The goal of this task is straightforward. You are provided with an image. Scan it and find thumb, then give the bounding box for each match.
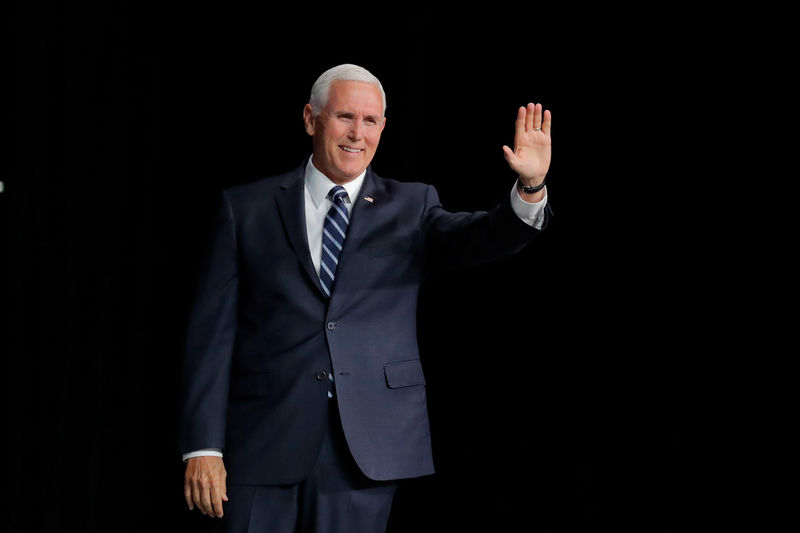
[502,145,517,163]
[222,493,229,502]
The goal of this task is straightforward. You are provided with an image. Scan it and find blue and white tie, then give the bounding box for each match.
[319,185,349,298]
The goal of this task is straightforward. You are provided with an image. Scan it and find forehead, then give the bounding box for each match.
[326,80,384,115]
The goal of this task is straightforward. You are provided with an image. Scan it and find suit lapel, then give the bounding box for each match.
[329,168,388,306]
[274,164,326,297]
[274,164,388,302]
[341,167,387,248]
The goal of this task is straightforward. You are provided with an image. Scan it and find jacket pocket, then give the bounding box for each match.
[384,359,426,389]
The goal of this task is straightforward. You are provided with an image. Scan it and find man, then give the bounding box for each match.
[180,63,553,532]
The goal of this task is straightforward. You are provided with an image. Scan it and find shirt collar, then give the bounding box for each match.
[304,157,366,209]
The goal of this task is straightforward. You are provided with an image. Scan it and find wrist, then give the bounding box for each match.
[517,176,546,194]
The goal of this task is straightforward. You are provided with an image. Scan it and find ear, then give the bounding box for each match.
[302,104,315,136]
[380,115,386,133]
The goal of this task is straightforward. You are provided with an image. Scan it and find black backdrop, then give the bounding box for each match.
[7,4,708,532]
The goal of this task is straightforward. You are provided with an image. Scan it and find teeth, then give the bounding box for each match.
[340,146,362,153]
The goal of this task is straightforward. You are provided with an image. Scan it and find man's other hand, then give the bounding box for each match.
[184,456,229,518]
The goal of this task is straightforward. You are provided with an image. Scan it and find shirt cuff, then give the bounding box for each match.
[509,182,548,229]
[182,448,223,462]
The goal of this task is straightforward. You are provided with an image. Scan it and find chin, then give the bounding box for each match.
[336,163,367,179]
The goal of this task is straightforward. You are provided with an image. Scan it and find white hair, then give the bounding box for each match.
[308,64,387,117]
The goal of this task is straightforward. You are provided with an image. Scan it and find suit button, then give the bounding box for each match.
[327,321,336,330]
[315,370,328,381]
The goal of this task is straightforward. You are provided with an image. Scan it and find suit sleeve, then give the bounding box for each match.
[179,191,239,455]
[422,183,552,272]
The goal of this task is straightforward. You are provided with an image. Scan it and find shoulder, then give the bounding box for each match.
[370,170,434,198]
[222,165,304,207]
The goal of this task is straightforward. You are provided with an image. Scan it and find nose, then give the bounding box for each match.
[348,119,365,140]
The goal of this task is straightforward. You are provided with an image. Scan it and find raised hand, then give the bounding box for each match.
[502,103,552,188]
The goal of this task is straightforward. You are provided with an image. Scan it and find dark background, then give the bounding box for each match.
[7,3,715,532]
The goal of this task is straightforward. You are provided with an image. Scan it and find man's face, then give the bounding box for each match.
[303,80,386,184]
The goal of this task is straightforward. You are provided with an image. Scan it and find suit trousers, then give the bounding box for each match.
[223,401,398,533]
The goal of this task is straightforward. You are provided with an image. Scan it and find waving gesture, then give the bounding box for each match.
[502,103,552,190]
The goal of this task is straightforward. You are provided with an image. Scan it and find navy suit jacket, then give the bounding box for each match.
[179,159,551,485]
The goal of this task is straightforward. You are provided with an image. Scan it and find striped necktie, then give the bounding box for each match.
[319,185,349,298]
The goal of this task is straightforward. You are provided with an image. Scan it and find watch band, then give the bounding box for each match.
[517,178,546,194]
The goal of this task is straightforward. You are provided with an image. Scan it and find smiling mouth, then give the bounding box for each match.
[339,146,364,153]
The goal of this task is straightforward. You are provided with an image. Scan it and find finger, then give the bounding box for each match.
[525,103,535,132]
[533,103,543,130]
[542,109,552,135]
[200,485,214,517]
[191,483,206,515]
[502,145,518,164]
[514,106,525,140]
[184,482,194,511]
[211,485,225,518]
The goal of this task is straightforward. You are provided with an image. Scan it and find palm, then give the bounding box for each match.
[502,103,552,182]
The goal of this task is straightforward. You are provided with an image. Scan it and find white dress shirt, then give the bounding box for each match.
[182,159,548,461]
[304,159,366,276]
